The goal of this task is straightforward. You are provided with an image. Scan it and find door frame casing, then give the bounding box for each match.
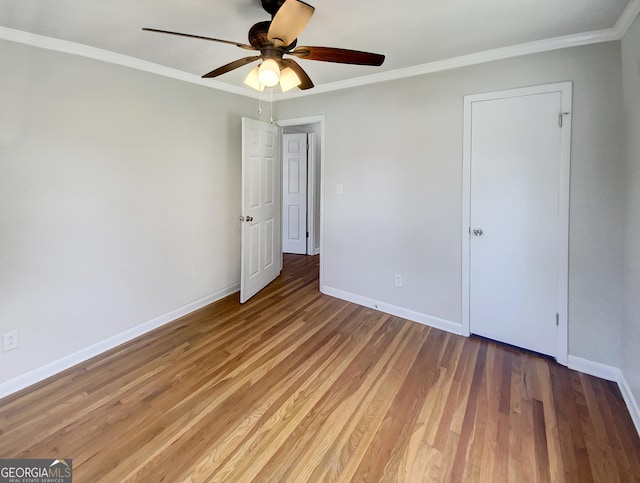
[306,132,316,256]
[277,116,325,287]
[461,82,572,366]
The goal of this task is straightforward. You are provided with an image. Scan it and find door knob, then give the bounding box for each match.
[473,228,483,236]
[245,216,254,222]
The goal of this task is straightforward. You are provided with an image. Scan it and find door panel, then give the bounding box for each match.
[264,155,275,205]
[264,218,274,268]
[241,118,282,303]
[288,206,301,240]
[282,133,308,254]
[469,91,563,357]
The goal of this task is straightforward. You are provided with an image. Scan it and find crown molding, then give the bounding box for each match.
[0,26,260,99]
[2,0,638,102]
[274,27,621,100]
[614,0,640,37]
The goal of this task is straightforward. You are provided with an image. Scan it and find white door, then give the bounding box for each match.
[282,133,308,254]
[240,117,282,303]
[464,83,571,360]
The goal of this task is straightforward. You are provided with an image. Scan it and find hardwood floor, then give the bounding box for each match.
[1,254,639,482]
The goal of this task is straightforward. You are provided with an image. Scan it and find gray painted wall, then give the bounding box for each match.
[278,42,625,366]
[0,34,630,389]
[621,14,640,408]
[0,39,259,384]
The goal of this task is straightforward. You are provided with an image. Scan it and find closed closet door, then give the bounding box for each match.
[465,84,571,360]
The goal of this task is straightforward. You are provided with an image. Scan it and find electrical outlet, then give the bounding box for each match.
[3,330,18,352]
[394,274,403,287]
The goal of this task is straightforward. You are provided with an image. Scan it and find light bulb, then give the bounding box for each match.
[279,67,301,92]
[244,66,264,92]
[258,59,280,87]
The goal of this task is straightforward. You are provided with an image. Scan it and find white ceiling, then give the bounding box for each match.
[0,0,636,94]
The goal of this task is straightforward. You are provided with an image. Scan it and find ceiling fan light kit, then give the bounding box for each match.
[279,67,302,92]
[143,0,385,92]
[243,66,265,92]
[257,58,281,87]
[244,62,301,93]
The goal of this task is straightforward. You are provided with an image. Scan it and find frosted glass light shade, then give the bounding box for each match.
[258,59,280,87]
[279,67,301,92]
[244,66,265,91]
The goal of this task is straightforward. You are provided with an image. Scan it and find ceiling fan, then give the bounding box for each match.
[143,0,385,92]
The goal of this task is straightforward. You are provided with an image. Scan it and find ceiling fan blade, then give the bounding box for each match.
[142,28,256,50]
[267,0,315,48]
[291,46,385,66]
[202,56,261,78]
[281,59,314,90]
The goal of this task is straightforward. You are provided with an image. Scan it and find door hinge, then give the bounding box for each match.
[558,112,570,127]
[556,312,560,326]
[306,232,309,238]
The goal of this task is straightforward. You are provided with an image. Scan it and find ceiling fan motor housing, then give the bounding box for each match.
[249,21,296,51]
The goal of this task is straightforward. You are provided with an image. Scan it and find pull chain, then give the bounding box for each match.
[270,88,274,123]
[257,91,262,115]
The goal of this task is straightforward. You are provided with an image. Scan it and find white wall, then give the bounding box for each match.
[277,42,625,366]
[0,38,261,386]
[621,14,640,411]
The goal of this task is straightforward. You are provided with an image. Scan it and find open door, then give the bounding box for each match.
[240,117,282,303]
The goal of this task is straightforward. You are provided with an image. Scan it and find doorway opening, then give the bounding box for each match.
[277,116,325,285]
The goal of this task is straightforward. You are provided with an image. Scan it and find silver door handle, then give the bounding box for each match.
[473,228,483,236]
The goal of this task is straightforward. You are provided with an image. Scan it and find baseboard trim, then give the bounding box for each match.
[0,283,239,401]
[618,372,640,438]
[567,355,620,381]
[320,285,464,336]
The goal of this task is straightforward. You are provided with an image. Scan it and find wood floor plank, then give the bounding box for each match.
[533,398,552,483]
[548,363,582,483]
[535,357,565,482]
[1,254,639,482]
